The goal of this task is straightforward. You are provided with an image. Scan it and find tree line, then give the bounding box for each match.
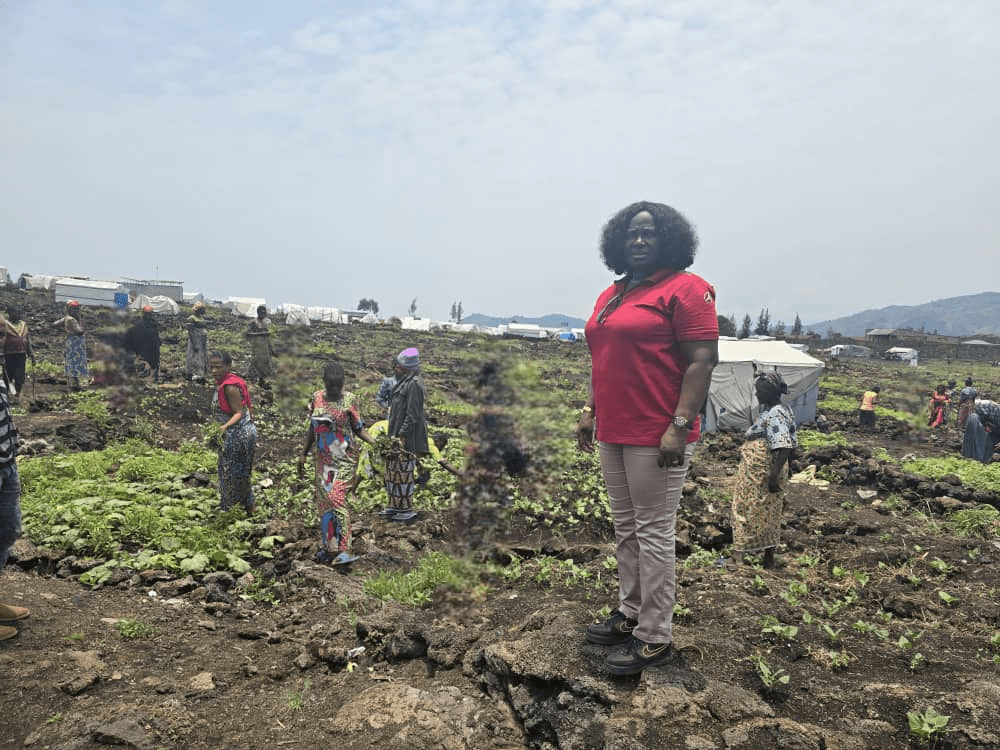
[717,309,804,339]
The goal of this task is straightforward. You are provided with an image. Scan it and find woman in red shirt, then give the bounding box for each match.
[578,201,718,676]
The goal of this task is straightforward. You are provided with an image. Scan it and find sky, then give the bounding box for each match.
[1,1,997,327]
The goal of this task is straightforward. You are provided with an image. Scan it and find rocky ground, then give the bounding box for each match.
[1,287,999,750]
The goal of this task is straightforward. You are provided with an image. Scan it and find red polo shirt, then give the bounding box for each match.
[585,269,718,446]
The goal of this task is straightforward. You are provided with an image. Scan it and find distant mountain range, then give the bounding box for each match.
[805,292,1000,338]
[463,313,586,329]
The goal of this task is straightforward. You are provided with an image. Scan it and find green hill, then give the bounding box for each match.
[806,292,1000,337]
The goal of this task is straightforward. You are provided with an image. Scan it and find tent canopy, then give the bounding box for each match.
[282,304,311,326]
[225,297,267,318]
[704,339,825,432]
[130,294,180,314]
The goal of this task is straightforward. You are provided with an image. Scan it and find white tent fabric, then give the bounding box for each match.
[307,307,342,323]
[360,312,379,325]
[283,304,311,326]
[225,297,267,318]
[503,323,548,339]
[401,317,433,331]
[885,347,919,366]
[130,294,180,314]
[183,292,205,305]
[19,274,60,290]
[451,323,479,333]
[704,339,825,432]
[0,267,7,285]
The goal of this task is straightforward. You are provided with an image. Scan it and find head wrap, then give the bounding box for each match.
[192,301,205,311]
[397,347,420,368]
[755,370,787,403]
[142,305,154,313]
[67,300,81,308]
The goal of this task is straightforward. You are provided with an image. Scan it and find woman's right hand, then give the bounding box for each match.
[576,413,595,452]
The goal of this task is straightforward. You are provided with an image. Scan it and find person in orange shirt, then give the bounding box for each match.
[858,385,880,430]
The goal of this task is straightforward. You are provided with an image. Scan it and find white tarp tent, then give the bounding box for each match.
[130,294,180,314]
[885,347,919,366]
[503,323,548,339]
[54,278,128,307]
[282,304,311,326]
[826,344,872,358]
[401,317,433,331]
[20,274,60,290]
[308,307,342,323]
[225,297,267,318]
[704,338,825,432]
[0,267,7,285]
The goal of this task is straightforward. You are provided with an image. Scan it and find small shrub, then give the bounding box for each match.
[116,619,154,639]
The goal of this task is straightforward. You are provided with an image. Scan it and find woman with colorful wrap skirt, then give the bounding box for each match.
[209,351,257,513]
[52,301,89,390]
[928,385,949,429]
[731,371,798,568]
[297,362,372,565]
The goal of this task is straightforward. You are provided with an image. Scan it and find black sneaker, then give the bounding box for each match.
[375,507,400,517]
[605,636,673,676]
[585,609,637,645]
[391,509,419,522]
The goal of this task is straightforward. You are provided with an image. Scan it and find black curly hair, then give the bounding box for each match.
[599,201,698,275]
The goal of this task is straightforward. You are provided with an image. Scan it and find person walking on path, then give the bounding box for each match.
[297,362,373,565]
[51,301,89,390]
[578,200,718,677]
[0,377,30,641]
[858,386,880,430]
[378,347,428,522]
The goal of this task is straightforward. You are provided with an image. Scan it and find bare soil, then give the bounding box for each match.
[2,288,999,750]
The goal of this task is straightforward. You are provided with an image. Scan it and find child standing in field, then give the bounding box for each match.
[858,385,880,430]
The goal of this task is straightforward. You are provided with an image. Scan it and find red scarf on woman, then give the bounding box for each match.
[216,373,252,414]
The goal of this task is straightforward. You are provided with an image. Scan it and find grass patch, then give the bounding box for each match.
[798,430,852,450]
[945,505,1000,539]
[901,457,1000,493]
[363,551,479,606]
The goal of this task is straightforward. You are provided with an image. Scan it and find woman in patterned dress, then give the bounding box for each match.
[51,301,89,390]
[209,351,257,514]
[731,371,798,568]
[297,362,372,565]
